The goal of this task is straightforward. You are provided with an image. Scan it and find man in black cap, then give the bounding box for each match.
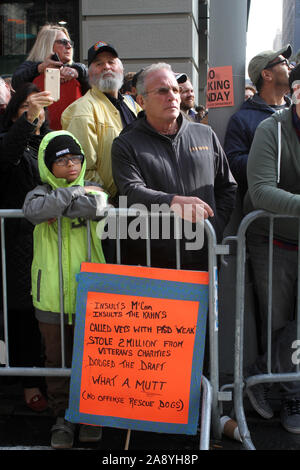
[224,45,292,201]
[61,41,141,197]
[175,73,197,120]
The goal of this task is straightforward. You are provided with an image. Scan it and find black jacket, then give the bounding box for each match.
[111,114,236,269]
[12,60,90,95]
[0,113,50,309]
[224,94,291,200]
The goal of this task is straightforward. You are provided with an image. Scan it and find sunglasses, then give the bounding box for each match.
[55,39,74,48]
[145,86,180,96]
[54,155,83,166]
[264,58,289,69]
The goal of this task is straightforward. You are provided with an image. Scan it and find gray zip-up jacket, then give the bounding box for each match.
[111,114,236,268]
[112,114,236,239]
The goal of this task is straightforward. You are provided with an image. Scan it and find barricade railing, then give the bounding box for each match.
[0,208,228,450]
[232,210,300,450]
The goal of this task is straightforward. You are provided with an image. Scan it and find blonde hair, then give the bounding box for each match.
[27,24,73,64]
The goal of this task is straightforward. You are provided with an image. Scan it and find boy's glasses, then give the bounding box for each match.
[54,155,83,166]
[55,39,74,48]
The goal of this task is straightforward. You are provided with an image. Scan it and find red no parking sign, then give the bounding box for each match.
[206,65,234,108]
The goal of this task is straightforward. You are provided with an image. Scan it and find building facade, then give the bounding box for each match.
[0,0,80,76]
[0,0,209,104]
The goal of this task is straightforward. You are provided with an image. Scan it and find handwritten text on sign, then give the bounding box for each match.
[79,291,199,424]
[206,65,234,108]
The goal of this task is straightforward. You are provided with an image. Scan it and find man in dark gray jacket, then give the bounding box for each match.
[244,64,300,434]
[111,62,236,270]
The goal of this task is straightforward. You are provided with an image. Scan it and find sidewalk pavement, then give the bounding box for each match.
[1,376,300,453]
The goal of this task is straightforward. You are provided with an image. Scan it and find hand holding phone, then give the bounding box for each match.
[38,54,63,74]
[60,66,78,82]
[44,68,60,101]
[26,91,54,123]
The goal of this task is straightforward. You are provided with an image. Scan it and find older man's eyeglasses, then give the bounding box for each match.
[55,39,74,48]
[264,58,289,69]
[145,86,180,96]
[54,155,83,166]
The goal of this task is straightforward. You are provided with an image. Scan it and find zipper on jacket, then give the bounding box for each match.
[37,269,42,302]
[66,219,72,324]
[171,139,185,195]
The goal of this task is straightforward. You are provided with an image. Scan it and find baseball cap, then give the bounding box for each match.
[248,44,292,85]
[88,41,118,67]
[175,73,188,84]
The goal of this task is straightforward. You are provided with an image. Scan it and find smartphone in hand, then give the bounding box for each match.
[45,68,60,101]
[51,53,61,62]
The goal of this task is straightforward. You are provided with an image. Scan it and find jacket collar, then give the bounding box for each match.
[138,112,188,139]
[242,93,291,112]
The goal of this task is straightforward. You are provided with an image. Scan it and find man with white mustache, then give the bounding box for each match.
[61,41,141,197]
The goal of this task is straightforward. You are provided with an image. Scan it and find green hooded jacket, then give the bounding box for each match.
[23,130,107,324]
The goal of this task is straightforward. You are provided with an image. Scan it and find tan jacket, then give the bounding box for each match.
[61,87,141,196]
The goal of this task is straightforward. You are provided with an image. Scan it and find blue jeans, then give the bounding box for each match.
[247,233,300,398]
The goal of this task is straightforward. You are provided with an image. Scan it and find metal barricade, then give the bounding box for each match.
[233,210,300,450]
[0,208,227,450]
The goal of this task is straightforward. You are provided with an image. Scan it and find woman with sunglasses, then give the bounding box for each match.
[12,24,89,130]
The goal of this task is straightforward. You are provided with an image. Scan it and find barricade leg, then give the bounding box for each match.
[199,375,212,450]
[233,211,300,450]
[206,221,223,440]
[233,214,256,449]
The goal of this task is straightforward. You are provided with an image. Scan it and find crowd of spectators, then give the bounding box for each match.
[1,22,300,448]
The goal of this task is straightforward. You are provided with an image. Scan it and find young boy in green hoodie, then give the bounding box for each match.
[23,130,107,449]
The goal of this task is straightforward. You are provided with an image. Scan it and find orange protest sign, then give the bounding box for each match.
[79,290,199,424]
[80,262,209,285]
[206,65,234,108]
[66,266,209,434]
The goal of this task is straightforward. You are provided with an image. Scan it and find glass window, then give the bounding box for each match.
[0,0,79,76]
